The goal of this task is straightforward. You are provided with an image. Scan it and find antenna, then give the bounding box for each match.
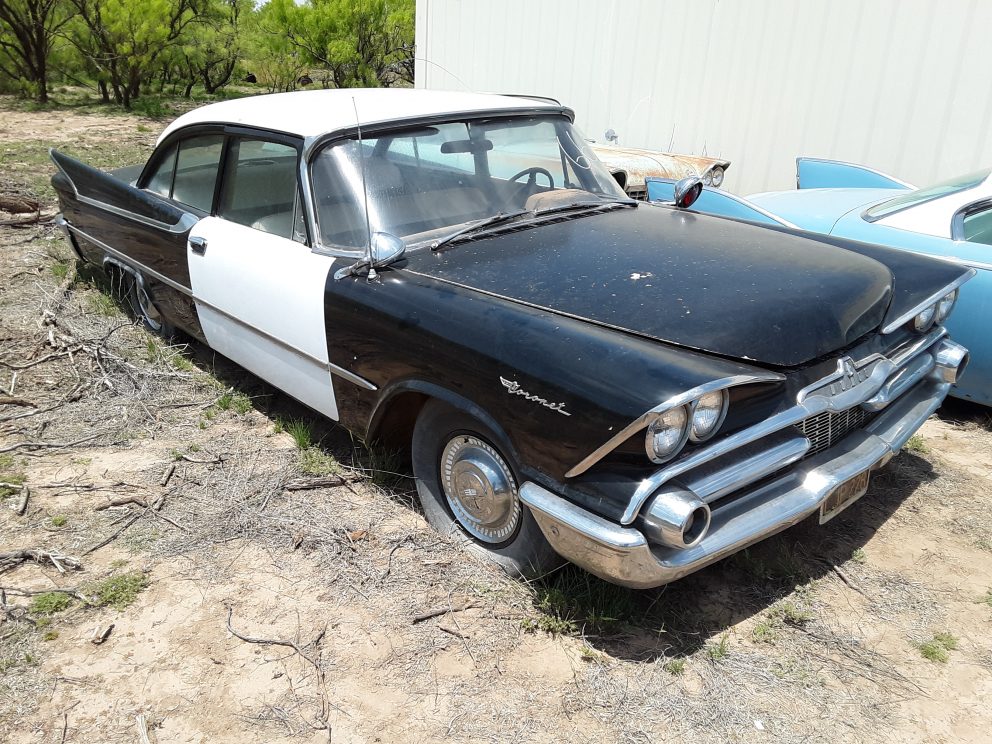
[352,96,376,279]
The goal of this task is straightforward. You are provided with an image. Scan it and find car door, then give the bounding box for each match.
[185,133,341,420]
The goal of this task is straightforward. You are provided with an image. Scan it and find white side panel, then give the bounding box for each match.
[416,0,992,196]
[187,217,339,420]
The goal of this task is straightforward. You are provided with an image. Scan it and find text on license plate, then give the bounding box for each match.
[820,470,870,524]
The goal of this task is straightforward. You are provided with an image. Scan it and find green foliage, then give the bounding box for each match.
[50,515,68,527]
[706,634,730,661]
[663,658,686,675]
[979,589,992,608]
[84,571,149,610]
[284,418,313,450]
[850,547,867,565]
[299,446,338,476]
[527,567,640,635]
[29,592,72,615]
[915,632,958,663]
[905,434,930,454]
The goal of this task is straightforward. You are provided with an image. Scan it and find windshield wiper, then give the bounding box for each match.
[430,209,531,250]
[532,199,638,217]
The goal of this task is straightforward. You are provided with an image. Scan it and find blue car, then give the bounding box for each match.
[647,159,992,405]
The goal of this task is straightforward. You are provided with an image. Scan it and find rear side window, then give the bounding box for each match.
[171,135,224,212]
[963,206,992,246]
[146,143,177,197]
[219,138,304,241]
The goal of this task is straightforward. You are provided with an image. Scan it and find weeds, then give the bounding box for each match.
[284,418,313,450]
[663,658,686,675]
[29,593,72,616]
[50,515,67,528]
[300,446,339,476]
[529,567,640,634]
[916,632,958,663]
[83,571,149,610]
[50,260,70,281]
[850,547,867,564]
[905,434,930,455]
[706,634,730,661]
[979,590,992,608]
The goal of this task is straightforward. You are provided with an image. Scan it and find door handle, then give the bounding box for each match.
[189,236,207,255]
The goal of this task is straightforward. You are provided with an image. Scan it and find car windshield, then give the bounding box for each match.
[310,115,627,250]
[864,168,991,221]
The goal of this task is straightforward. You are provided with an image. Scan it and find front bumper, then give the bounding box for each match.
[520,339,964,589]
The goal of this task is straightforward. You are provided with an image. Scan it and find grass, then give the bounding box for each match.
[50,260,70,281]
[663,658,686,675]
[300,446,340,476]
[706,634,730,661]
[0,471,26,499]
[50,515,67,527]
[29,592,72,616]
[83,571,149,611]
[905,434,930,455]
[979,589,992,608]
[528,567,641,635]
[215,390,252,415]
[916,632,958,663]
[85,288,120,317]
[751,620,778,644]
[284,418,313,450]
[850,547,867,564]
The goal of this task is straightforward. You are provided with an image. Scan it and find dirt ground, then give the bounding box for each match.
[1,99,991,744]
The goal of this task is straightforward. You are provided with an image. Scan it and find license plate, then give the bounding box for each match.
[819,470,870,524]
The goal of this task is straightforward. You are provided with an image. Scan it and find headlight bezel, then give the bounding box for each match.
[710,166,725,188]
[936,289,958,322]
[912,304,937,332]
[689,389,729,443]
[645,405,691,464]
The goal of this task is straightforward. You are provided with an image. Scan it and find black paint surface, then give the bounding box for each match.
[403,205,895,367]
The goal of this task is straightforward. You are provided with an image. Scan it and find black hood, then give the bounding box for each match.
[402,205,893,367]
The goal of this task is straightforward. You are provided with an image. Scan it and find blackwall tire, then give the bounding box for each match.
[411,400,562,579]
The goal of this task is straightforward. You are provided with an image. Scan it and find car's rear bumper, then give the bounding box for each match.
[520,344,962,589]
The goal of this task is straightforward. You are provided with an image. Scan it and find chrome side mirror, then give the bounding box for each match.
[673,176,703,210]
[334,231,406,280]
[370,231,405,267]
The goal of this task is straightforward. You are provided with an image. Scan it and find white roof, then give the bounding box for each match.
[157,89,563,144]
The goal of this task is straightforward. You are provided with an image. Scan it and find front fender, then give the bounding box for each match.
[324,267,780,520]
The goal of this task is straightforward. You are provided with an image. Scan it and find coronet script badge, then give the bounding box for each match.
[500,377,571,416]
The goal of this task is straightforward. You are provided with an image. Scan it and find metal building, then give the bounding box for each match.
[415,0,992,195]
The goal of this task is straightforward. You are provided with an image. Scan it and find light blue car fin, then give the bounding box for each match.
[796,157,914,190]
[645,177,793,227]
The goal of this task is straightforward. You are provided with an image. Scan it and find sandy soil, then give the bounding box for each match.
[1,100,991,743]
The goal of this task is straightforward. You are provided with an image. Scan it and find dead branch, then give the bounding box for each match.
[160,463,176,487]
[135,714,151,744]
[0,194,41,213]
[438,624,469,639]
[225,605,342,730]
[90,623,114,644]
[0,432,104,454]
[0,396,34,407]
[412,601,480,624]
[180,453,224,464]
[0,549,81,574]
[94,496,150,511]
[0,585,90,603]
[283,475,353,491]
[14,487,29,516]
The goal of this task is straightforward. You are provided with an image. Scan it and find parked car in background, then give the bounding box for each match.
[50,91,971,588]
[646,158,992,406]
[591,142,730,199]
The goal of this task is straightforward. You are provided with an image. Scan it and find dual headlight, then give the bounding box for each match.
[645,390,729,464]
[912,289,958,332]
[699,166,725,188]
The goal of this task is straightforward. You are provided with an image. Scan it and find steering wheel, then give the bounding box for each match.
[508,167,555,190]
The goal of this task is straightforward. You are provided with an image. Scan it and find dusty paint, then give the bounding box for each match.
[590,143,730,198]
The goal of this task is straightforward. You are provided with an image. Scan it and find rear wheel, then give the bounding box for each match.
[411,400,561,578]
[119,270,176,338]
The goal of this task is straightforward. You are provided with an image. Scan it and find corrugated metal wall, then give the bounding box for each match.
[415,0,992,195]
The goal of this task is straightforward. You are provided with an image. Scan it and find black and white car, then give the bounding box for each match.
[51,89,971,588]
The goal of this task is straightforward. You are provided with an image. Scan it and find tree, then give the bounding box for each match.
[65,0,199,108]
[0,0,75,102]
[253,0,414,90]
[178,0,248,97]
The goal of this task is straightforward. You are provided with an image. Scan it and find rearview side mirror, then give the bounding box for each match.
[673,176,703,210]
[334,231,406,280]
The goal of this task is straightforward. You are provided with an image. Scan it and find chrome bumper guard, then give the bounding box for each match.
[520,337,966,589]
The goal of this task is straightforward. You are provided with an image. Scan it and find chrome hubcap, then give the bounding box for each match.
[135,282,162,331]
[440,435,520,544]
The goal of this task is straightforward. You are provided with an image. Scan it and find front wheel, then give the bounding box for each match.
[411,400,562,578]
[119,270,176,338]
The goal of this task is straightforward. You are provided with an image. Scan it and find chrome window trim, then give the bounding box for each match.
[617,328,947,525]
[880,270,975,334]
[563,372,786,479]
[65,224,376,392]
[950,196,992,242]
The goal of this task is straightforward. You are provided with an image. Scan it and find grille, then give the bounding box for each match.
[626,187,648,201]
[796,407,875,457]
